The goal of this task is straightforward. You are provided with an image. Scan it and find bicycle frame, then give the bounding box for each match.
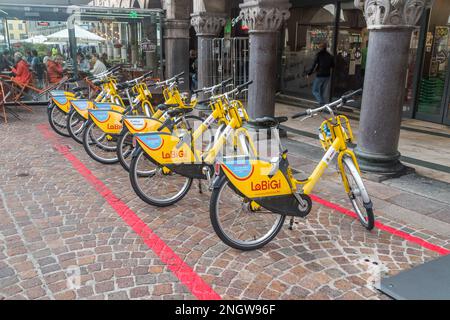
[135,96,254,169]
[293,115,360,195]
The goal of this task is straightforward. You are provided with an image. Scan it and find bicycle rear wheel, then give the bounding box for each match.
[129,148,192,207]
[210,175,285,251]
[48,105,70,137]
[342,156,375,230]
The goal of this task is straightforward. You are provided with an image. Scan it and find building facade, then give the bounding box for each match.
[7,19,28,42]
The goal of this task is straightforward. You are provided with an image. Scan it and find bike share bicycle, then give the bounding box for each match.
[129,81,256,207]
[47,65,122,137]
[209,89,375,251]
[67,70,154,145]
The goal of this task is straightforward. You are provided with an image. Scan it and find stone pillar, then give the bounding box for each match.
[354,0,433,174]
[240,0,291,120]
[130,23,139,66]
[164,19,190,91]
[191,12,226,104]
[120,23,127,62]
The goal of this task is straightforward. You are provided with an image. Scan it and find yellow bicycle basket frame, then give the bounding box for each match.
[318,115,355,151]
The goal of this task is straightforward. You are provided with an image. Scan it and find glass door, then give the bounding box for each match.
[281,3,336,101]
[415,25,450,123]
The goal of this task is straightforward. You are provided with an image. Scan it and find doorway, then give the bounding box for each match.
[414,0,450,125]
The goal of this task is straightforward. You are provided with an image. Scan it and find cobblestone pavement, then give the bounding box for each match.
[0,108,449,300]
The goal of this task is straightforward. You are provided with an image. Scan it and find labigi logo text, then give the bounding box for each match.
[162,150,185,159]
[107,123,122,130]
[251,180,281,192]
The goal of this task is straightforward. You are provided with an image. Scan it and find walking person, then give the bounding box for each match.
[306,42,335,106]
[189,49,198,92]
[30,50,45,88]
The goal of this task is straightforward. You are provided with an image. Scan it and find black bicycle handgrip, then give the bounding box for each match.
[342,88,362,101]
[236,80,253,91]
[292,112,308,119]
[142,71,153,79]
[197,99,210,105]
[221,78,233,86]
[174,71,185,78]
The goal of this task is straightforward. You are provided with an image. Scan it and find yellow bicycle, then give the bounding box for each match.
[67,71,154,144]
[129,81,256,207]
[209,89,374,251]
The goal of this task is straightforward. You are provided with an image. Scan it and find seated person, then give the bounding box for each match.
[46,55,64,84]
[11,52,32,86]
[90,53,107,76]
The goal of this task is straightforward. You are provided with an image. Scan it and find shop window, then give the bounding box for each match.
[281,4,337,100]
[333,5,367,99]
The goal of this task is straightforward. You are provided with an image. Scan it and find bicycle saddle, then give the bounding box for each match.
[72,87,88,93]
[116,82,134,90]
[157,104,179,111]
[166,108,193,118]
[248,116,288,128]
[92,79,109,86]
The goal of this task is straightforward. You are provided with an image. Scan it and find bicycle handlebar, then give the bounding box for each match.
[193,78,233,94]
[208,80,253,102]
[292,89,362,119]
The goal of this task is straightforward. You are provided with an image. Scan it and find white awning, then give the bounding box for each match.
[46,25,105,42]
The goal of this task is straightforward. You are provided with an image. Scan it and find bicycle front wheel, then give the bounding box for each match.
[82,120,119,164]
[117,129,134,172]
[210,175,285,251]
[48,105,70,137]
[129,148,192,207]
[342,156,375,230]
[67,109,86,144]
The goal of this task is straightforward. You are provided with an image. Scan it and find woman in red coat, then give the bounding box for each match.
[11,52,32,86]
[46,55,64,84]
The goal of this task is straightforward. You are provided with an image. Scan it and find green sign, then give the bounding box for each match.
[129,11,138,19]
[224,19,232,35]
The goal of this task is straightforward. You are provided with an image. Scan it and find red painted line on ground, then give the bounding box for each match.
[37,124,221,300]
[310,194,450,256]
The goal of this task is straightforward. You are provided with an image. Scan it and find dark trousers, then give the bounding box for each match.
[312,76,330,106]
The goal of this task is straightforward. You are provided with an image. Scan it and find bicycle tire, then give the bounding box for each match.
[129,148,193,207]
[67,109,86,144]
[48,104,70,137]
[210,175,285,251]
[82,120,119,165]
[342,156,375,230]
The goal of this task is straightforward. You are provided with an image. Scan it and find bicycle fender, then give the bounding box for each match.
[131,146,142,159]
[212,174,226,189]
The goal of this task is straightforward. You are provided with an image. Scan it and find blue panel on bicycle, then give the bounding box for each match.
[379,254,450,300]
[136,133,163,150]
[89,109,110,122]
[93,102,114,110]
[53,96,68,105]
[222,157,253,180]
[50,90,68,96]
[71,100,90,110]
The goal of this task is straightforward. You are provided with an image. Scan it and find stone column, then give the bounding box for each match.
[240,0,291,119]
[191,12,226,104]
[354,0,433,174]
[164,19,190,91]
[130,22,139,66]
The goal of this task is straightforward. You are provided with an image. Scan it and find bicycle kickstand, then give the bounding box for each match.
[289,218,295,230]
[198,180,203,194]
